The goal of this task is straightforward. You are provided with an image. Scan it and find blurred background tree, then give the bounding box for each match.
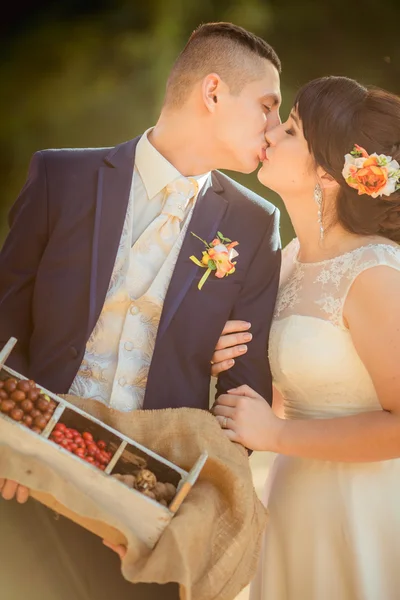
[1,0,399,244]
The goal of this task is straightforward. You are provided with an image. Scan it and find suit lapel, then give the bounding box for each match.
[157,174,228,339]
[87,136,140,338]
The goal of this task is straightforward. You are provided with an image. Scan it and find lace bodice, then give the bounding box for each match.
[269,238,400,419]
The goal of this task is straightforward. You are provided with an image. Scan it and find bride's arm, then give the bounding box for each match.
[214,266,400,461]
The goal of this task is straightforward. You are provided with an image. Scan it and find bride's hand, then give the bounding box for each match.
[213,385,282,452]
[211,320,252,376]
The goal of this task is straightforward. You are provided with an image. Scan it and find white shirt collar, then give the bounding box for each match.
[135,127,210,200]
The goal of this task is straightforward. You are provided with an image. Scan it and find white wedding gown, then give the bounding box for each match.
[250,238,400,600]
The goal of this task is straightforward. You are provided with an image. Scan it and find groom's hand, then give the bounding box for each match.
[211,320,252,376]
[103,539,127,559]
[0,478,30,503]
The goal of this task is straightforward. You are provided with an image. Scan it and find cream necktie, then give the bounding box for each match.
[127,176,198,298]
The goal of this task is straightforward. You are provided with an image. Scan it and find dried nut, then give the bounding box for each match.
[1,399,16,413]
[36,397,50,412]
[122,475,137,489]
[130,454,147,469]
[4,379,17,393]
[10,408,24,421]
[17,380,31,393]
[33,415,47,430]
[10,390,26,402]
[48,400,57,412]
[20,399,34,413]
[135,469,157,490]
[159,499,168,507]
[153,482,167,500]
[27,388,40,401]
[42,411,52,423]
[141,489,156,500]
[164,482,177,501]
[22,415,33,427]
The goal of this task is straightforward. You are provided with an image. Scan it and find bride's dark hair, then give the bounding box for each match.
[294,76,400,243]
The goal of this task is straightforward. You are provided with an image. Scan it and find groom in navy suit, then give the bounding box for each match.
[0,23,281,600]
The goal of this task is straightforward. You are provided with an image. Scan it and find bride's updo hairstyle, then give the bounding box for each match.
[294,76,400,243]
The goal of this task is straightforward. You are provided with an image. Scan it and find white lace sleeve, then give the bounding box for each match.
[338,244,400,324]
[274,241,400,329]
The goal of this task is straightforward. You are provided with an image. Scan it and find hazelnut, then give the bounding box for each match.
[164,483,177,501]
[42,411,52,423]
[10,390,26,402]
[10,408,24,421]
[141,489,156,500]
[17,380,31,393]
[0,399,16,413]
[33,415,47,430]
[4,379,17,393]
[36,397,50,412]
[22,415,33,427]
[20,399,34,413]
[27,388,40,401]
[153,482,167,500]
[122,474,137,488]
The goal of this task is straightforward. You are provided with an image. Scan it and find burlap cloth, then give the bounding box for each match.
[0,394,268,600]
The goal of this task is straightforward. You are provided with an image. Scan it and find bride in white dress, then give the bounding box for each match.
[212,75,400,599]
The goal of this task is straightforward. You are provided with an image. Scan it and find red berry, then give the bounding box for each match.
[98,464,106,471]
[82,432,93,442]
[97,440,107,450]
[54,423,66,432]
[86,444,97,457]
[64,430,73,439]
[60,439,70,448]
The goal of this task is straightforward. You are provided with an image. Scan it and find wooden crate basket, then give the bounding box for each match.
[0,337,208,548]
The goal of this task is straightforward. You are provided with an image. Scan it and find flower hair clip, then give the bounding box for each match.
[342,144,400,199]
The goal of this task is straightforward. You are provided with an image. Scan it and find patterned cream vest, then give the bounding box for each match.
[69,181,196,411]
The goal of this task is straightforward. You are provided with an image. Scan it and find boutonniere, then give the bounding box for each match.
[189,231,239,290]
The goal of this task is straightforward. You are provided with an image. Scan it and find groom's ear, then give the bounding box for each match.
[317,167,340,193]
[202,73,224,112]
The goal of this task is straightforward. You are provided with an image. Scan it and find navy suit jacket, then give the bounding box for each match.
[0,136,281,410]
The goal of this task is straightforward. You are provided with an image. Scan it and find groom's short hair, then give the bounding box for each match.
[165,22,281,108]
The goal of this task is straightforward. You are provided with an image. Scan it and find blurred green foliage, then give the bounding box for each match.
[1,0,399,245]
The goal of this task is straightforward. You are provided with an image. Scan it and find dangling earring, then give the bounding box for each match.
[314,183,324,240]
